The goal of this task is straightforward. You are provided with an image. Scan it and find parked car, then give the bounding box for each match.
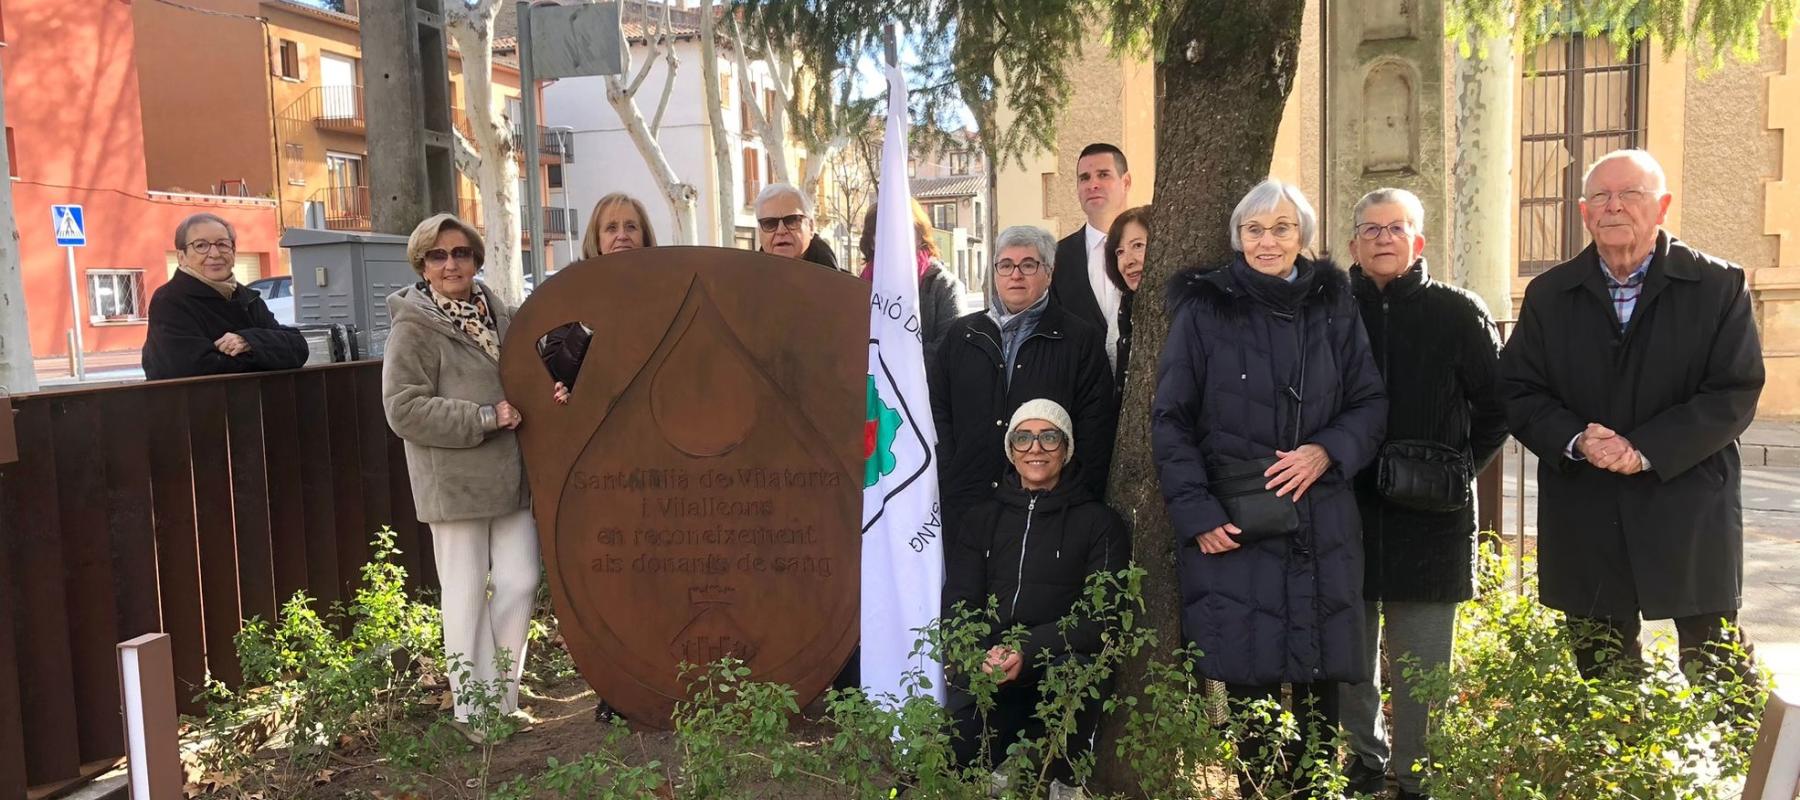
[246,276,295,325]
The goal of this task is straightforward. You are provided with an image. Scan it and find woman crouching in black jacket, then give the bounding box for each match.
[942,399,1128,799]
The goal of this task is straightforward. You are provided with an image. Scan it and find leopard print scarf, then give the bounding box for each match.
[429,285,501,360]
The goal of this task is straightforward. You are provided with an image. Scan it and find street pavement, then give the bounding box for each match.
[1498,422,1800,683]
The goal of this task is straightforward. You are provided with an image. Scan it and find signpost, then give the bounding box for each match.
[52,204,86,380]
[514,0,623,285]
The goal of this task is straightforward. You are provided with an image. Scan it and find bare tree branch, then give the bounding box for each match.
[650,0,680,135]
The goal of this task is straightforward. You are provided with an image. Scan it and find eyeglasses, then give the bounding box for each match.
[1007,429,1066,453]
[1585,189,1655,207]
[424,246,477,264]
[757,214,809,233]
[995,259,1043,276]
[186,239,236,254]
[1239,222,1299,242]
[1354,222,1410,241]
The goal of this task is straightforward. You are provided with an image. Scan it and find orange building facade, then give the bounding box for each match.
[3,0,282,359]
[133,0,561,270]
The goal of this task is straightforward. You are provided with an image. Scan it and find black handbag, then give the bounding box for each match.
[1208,456,1299,541]
[1205,309,1307,541]
[1376,439,1473,513]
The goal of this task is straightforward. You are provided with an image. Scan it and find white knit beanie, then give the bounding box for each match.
[1005,398,1075,463]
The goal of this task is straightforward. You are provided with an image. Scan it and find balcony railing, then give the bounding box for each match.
[276,84,366,133]
[449,108,572,164]
[311,185,372,231]
[544,207,577,237]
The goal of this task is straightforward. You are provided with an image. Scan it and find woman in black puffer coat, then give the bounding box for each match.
[1151,179,1386,792]
[943,399,1127,796]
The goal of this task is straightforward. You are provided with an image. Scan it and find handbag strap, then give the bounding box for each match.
[1274,307,1307,452]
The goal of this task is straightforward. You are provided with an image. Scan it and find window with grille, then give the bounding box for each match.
[88,270,145,323]
[1517,36,1647,277]
[285,142,305,185]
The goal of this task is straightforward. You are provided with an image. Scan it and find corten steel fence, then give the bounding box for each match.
[0,362,435,799]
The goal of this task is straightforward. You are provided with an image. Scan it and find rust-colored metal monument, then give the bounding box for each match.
[500,247,870,726]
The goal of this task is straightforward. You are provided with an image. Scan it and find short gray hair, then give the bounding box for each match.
[1583,149,1669,195]
[754,182,814,218]
[1352,187,1426,231]
[174,213,236,250]
[1229,179,1317,252]
[993,225,1057,273]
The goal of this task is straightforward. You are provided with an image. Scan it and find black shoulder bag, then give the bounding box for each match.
[1376,440,1473,513]
[1205,311,1306,541]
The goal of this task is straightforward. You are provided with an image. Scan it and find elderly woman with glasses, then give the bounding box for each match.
[1151,179,1387,794]
[142,213,309,380]
[930,225,1116,536]
[381,213,538,745]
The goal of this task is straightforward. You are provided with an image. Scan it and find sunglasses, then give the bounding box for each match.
[757,214,809,233]
[425,246,477,264]
[1007,429,1066,453]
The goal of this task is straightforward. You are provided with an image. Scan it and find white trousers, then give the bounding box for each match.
[431,508,540,721]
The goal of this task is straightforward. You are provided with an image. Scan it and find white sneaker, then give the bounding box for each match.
[1048,780,1088,800]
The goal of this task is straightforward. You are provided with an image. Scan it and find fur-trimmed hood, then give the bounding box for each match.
[1166,255,1352,318]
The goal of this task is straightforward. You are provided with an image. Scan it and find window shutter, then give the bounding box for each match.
[270,36,284,76]
[296,42,311,82]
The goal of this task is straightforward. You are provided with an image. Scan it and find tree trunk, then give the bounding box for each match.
[446,2,525,307]
[700,0,736,246]
[606,75,699,245]
[1451,32,1517,317]
[729,22,793,185]
[0,55,33,393]
[1090,0,1306,793]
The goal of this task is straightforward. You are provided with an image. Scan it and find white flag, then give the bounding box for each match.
[860,64,946,706]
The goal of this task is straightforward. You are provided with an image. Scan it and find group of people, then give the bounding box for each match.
[135,142,1765,799]
[922,145,1764,800]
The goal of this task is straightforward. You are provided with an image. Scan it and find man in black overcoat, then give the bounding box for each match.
[1501,149,1764,682]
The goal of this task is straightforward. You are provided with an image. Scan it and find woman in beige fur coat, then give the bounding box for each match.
[381,213,536,744]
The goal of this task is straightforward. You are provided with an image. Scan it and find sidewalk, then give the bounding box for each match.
[1744,420,1800,467]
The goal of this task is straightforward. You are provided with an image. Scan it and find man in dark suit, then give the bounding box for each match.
[1050,144,1133,373]
[1501,148,1764,686]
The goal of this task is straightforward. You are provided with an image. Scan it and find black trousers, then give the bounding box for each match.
[1224,681,1341,796]
[948,675,1105,784]
[1565,612,1753,683]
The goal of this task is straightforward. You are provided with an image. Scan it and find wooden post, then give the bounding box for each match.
[117,634,182,800]
[1745,686,1800,799]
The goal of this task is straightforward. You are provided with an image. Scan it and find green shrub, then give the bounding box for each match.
[1411,552,1768,800]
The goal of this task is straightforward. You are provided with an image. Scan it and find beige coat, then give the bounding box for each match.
[382,283,530,523]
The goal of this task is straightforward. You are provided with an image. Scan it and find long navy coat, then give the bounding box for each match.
[1501,233,1763,621]
[1152,257,1387,685]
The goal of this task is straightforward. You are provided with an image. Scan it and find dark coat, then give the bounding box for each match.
[943,472,1129,674]
[919,260,967,372]
[1151,256,1387,685]
[1050,228,1108,332]
[1500,232,1764,620]
[1351,260,1509,603]
[802,234,840,270]
[539,323,591,389]
[931,302,1117,530]
[142,269,310,380]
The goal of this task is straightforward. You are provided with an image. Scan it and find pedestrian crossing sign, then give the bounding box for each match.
[52,204,85,247]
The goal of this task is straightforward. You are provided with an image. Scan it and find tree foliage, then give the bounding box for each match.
[1449,0,1796,65]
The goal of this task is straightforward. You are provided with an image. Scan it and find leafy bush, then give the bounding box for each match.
[1411,551,1768,800]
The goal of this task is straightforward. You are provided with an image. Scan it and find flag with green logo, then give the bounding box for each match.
[860,64,945,706]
